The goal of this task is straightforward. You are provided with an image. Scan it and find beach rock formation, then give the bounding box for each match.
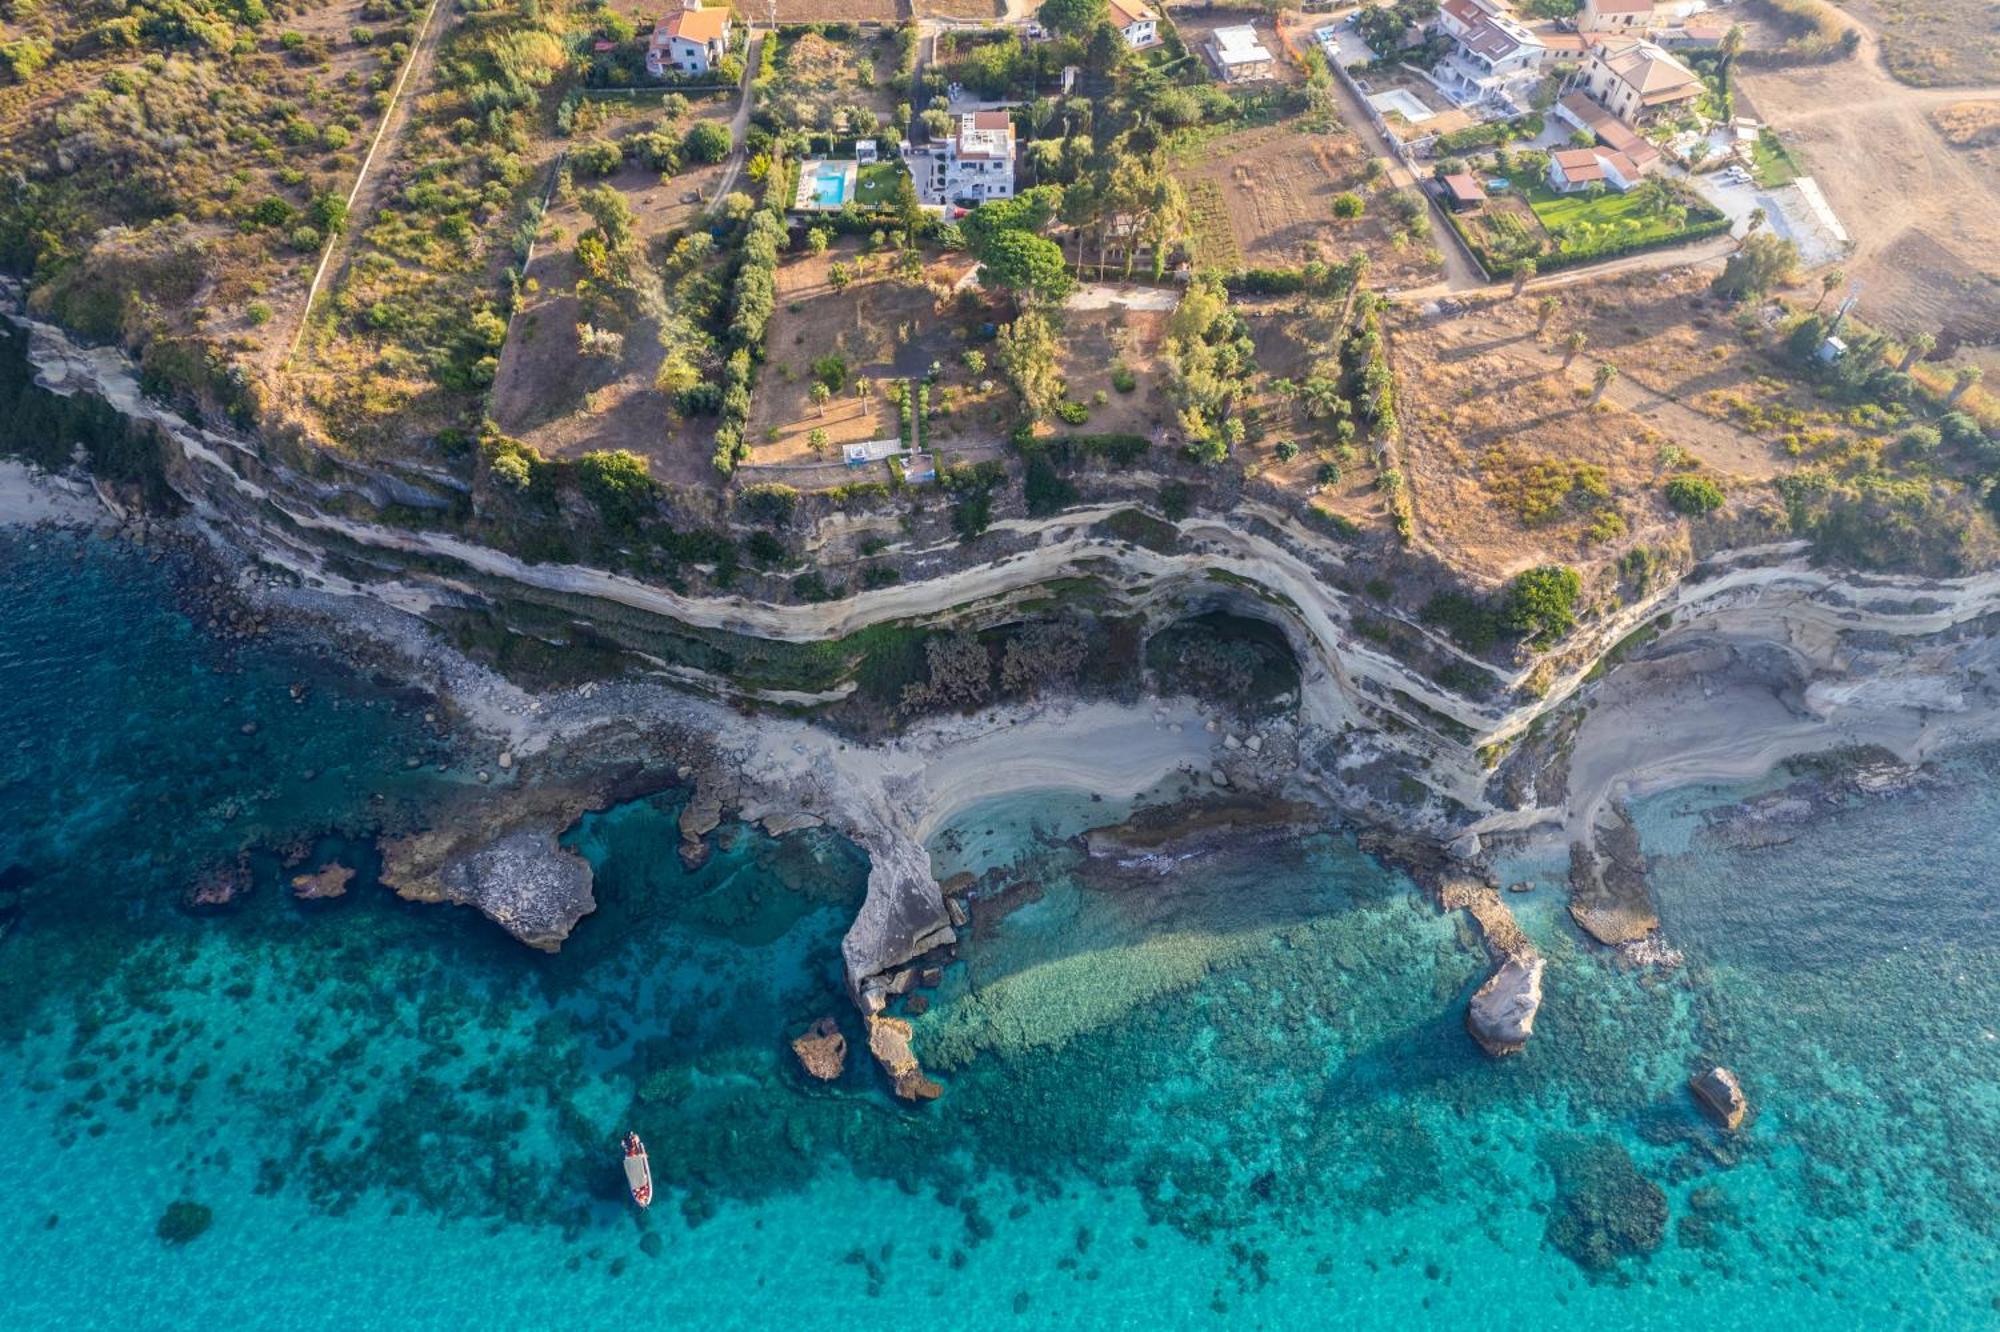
[866,1014,942,1101]
[289,863,354,900]
[1467,955,1545,1057]
[1690,1066,1748,1130]
[183,854,251,912]
[382,821,596,952]
[1567,812,1660,945]
[791,1017,847,1081]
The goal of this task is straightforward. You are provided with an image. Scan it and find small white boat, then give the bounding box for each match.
[622,1131,653,1209]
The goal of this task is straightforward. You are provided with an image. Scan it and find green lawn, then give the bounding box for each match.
[854,160,906,205]
[1523,183,1687,251]
[1751,129,1801,188]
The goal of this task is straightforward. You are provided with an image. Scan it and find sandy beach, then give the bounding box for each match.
[0,459,108,529]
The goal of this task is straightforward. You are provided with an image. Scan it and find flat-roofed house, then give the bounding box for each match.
[1207,25,1276,82]
[912,111,1017,205]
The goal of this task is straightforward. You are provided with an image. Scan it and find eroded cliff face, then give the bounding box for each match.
[16,294,2000,1007]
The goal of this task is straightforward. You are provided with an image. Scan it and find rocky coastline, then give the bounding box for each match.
[14,289,2000,1087]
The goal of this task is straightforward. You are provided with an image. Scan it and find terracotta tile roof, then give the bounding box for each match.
[1106,0,1159,28]
[661,4,729,43]
[1551,148,1607,182]
[1442,172,1487,202]
[1590,0,1654,13]
[1559,90,1661,168]
[1601,40,1701,101]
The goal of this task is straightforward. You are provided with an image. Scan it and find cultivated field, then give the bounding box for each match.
[1174,123,1443,284]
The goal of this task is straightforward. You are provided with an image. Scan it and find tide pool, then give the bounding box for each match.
[1,531,1996,1329]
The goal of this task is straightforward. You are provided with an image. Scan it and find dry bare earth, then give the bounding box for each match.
[1845,0,2000,87]
[776,0,907,20]
[1174,124,1441,285]
[1242,301,1389,528]
[1056,306,1170,437]
[487,112,735,488]
[1391,273,1787,581]
[1735,22,2000,364]
[746,243,1015,467]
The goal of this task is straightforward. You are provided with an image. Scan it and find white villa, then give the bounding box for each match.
[647,0,732,78]
[1574,37,1702,123]
[909,111,1017,205]
[1432,0,1562,112]
[1106,0,1161,49]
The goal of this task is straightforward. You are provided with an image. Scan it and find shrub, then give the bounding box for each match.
[246,302,273,326]
[1331,192,1365,220]
[1110,364,1137,393]
[1054,400,1090,425]
[1503,565,1582,646]
[682,121,732,164]
[1663,474,1724,516]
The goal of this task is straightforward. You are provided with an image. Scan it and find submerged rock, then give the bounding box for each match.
[1540,1134,1667,1275]
[289,863,354,901]
[792,1017,848,1081]
[1466,955,1545,1057]
[1690,1065,1749,1130]
[183,855,251,913]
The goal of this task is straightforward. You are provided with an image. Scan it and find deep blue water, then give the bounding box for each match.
[1,530,1996,1328]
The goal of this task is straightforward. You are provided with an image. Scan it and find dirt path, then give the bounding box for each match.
[1317,59,1484,292]
[1393,232,1738,306]
[1735,18,2000,353]
[705,32,764,212]
[279,0,452,368]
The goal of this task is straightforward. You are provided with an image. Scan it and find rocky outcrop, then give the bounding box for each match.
[1689,1066,1748,1130]
[866,1014,942,1101]
[1467,955,1545,1057]
[379,785,608,951]
[1567,810,1660,946]
[289,863,354,900]
[791,1017,847,1081]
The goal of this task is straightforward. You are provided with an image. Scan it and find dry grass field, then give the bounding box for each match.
[1173,124,1442,284]
[1847,0,2000,86]
[1390,272,1802,579]
[745,243,1015,465]
[1053,306,1172,438]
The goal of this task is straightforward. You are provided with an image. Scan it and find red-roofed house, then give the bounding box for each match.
[1547,146,1642,192]
[1577,37,1701,123]
[1555,90,1662,175]
[648,0,733,78]
[1441,173,1487,211]
[1106,0,1161,49]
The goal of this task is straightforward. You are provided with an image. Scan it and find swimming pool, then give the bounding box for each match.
[809,166,849,207]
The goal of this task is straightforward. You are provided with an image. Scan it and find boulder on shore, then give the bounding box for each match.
[1466,955,1545,1057]
[866,1014,942,1101]
[791,1017,847,1081]
[1689,1065,1748,1130]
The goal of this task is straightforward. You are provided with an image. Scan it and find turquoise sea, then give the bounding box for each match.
[1,529,1996,1329]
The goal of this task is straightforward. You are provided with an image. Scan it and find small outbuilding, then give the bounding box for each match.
[1441,173,1487,211]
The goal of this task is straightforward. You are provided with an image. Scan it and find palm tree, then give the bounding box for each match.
[1536,294,1560,336]
[1812,267,1844,312]
[1511,257,1537,299]
[1898,331,1936,372]
[1721,23,1746,60]
[1561,330,1588,369]
[810,382,831,417]
[1591,361,1619,404]
[1948,366,1984,407]
[1737,207,1766,253]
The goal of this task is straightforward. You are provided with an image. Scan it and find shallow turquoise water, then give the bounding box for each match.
[1,531,1997,1328]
